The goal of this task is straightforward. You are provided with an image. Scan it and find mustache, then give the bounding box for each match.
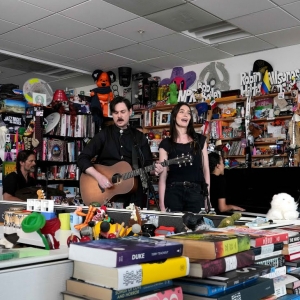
[117,118,124,122]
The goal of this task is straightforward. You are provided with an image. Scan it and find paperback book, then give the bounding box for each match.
[66,279,174,300]
[72,256,189,290]
[189,249,255,278]
[165,231,250,260]
[180,264,271,287]
[69,236,183,267]
[218,227,289,247]
[182,277,274,300]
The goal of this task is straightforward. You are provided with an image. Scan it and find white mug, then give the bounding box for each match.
[70,213,83,233]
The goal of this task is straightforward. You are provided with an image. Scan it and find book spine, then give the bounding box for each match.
[261,266,286,279]
[253,232,289,247]
[252,242,283,256]
[255,250,283,261]
[285,252,300,262]
[115,244,183,267]
[110,280,174,300]
[283,244,300,255]
[274,284,287,298]
[286,235,300,244]
[191,249,255,278]
[255,254,285,268]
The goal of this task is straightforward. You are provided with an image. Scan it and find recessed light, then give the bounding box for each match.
[138,30,145,34]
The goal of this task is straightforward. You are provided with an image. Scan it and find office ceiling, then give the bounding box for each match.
[1,0,300,90]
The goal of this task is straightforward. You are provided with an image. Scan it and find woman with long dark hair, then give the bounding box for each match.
[158,102,210,213]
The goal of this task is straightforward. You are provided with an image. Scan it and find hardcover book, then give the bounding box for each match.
[283,242,300,255]
[165,231,251,260]
[252,242,284,256]
[72,256,189,290]
[218,227,289,247]
[285,258,300,268]
[285,251,300,262]
[189,249,255,278]
[182,277,274,300]
[63,286,183,300]
[181,264,271,287]
[255,254,285,268]
[66,279,174,300]
[68,236,183,268]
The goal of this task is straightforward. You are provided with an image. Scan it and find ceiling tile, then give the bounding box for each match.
[29,14,97,39]
[258,26,300,47]
[61,0,138,28]
[229,7,300,35]
[66,53,135,72]
[215,37,275,55]
[42,41,102,59]
[192,0,275,20]
[49,74,92,91]
[0,39,36,54]
[143,33,206,54]
[176,47,232,63]
[102,0,184,16]
[272,0,300,4]
[0,27,64,48]
[282,1,300,18]
[122,62,163,73]
[71,30,136,51]
[0,0,52,25]
[145,3,221,32]
[0,54,15,63]
[0,66,27,79]
[142,55,195,70]
[26,50,72,64]
[21,0,89,13]
[0,19,20,35]
[110,44,166,61]
[106,17,174,42]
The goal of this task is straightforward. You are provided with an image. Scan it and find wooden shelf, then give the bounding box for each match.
[215,96,246,104]
[254,140,288,145]
[220,137,244,141]
[252,92,292,100]
[251,115,293,122]
[227,155,245,158]
[213,117,245,122]
[252,154,287,158]
[144,123,203,130]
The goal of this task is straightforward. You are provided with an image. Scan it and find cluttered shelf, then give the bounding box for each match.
[215,96,247,104]
[251,91,292,100]
[251,115,293,122]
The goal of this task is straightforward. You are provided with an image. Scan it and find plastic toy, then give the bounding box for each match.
[217,212,242,228]
[166,82,178,104]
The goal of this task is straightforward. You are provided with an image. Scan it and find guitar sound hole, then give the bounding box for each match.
[112,174,122,184]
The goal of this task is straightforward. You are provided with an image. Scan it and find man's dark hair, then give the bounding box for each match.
[208,152,222,173]
[16,150,35,173]
[109,96,132,113]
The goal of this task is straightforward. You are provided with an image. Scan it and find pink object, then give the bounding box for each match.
[53,89,68,102]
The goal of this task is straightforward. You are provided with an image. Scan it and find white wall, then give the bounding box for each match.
[151,44,300,91]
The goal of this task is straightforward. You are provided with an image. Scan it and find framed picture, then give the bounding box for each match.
[32,92,46,106]
[129,113,142,128]
[159,112,170,125]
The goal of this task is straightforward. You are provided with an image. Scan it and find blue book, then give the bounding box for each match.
[66,279,173,300]
[174,278,257,296]
[69,236,183,267]
[183,277,274,300]
[276,295,300,300]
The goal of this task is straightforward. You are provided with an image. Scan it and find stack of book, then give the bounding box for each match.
[165,230,275,299]
[65,236,189,300]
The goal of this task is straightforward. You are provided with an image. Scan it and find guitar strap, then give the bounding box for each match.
[129,128,140,170]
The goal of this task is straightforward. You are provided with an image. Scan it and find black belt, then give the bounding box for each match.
[171,181,200,188]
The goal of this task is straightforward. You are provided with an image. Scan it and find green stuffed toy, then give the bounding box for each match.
[218,212,242,228]
[166,82,178,104]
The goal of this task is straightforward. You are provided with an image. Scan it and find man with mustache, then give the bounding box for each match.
[3,150,37,201]
[77,96,163,208]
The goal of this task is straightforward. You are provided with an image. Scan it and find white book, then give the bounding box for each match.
[60,114,66,136]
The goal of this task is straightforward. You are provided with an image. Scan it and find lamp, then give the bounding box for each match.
[52,89,68,103]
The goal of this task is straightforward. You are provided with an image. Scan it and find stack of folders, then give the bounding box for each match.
[65,236,188,300]
[165,229,290,299]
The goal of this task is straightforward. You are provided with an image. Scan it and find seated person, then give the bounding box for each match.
[3,150,36,201]
[208,152,245,214]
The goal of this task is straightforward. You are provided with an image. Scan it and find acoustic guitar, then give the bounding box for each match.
[80,154,193,205]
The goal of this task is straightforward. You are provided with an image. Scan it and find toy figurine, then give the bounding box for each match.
[218,212,242,228]
[90,69,116,126]
[166,82,178,104]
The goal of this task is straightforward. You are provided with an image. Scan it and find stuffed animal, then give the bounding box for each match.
[166,82,178,104]
[266,193,299,220]
[90,69,116,126]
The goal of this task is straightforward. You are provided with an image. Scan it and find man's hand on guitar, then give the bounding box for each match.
[97,174,112,190]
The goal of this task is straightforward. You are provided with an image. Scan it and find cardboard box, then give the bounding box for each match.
[0,99,27,114]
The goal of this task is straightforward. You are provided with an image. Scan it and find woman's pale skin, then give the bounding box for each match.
[158,105,210,212]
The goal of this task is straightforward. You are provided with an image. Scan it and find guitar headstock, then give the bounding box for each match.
[164,154,193,167]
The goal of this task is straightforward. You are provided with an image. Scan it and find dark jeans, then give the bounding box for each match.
[164,183,205,213]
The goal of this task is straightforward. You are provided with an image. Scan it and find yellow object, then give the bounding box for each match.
[58,213,71,230]
[94,221,132,238]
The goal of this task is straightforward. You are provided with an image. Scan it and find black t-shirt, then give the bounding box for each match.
[210,174,226,214]
[3,172,36,197]
[159,134,206,184]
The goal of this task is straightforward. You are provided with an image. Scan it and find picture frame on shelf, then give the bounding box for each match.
[129,113,142,128]
[32,92,46,106]
[159,112,170,125]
